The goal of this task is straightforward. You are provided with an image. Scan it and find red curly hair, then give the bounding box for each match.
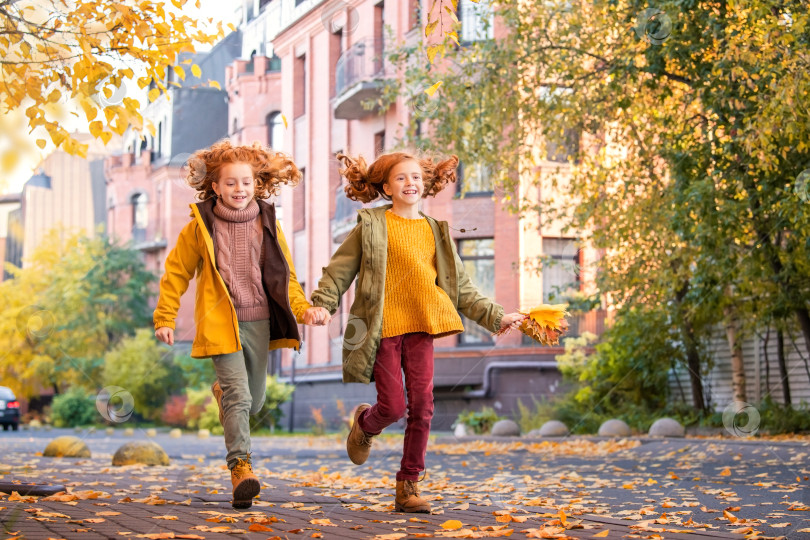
[337,151,458,203]
[186,139,301,200]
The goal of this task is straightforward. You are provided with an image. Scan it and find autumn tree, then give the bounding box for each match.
[0,0,225,172]
[382,0,810,412]
[0,229,155,397]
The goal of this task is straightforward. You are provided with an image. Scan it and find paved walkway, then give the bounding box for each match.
[1,429,809,539]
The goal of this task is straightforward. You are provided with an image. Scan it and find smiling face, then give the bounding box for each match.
[212,162,255,210]
[383,159,424,210]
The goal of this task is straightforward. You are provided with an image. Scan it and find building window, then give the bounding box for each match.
[374,2,385,69]
[267,111,284,150]
[546,127,580,163]
[156,121,163,157]
[268,53,281,72]
[374,130,385,158]
[294,54,306,118]
[246,50,256,73]
[330,149,342,219]
[457,160,492,195]
[458,0,494,43]
[293,168,306,232]
[232,117,238,136]
[457,238,495,346]
[329,29,343,99]
[132,192,148,243]
[409,0,420,29]
[542,237,580,302]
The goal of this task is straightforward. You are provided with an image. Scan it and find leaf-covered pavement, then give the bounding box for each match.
[1,430,809,539]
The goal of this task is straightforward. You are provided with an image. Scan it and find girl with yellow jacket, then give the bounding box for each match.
[153,140,328,509]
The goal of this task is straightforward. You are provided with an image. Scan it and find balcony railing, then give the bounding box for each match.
[333,38,388,120]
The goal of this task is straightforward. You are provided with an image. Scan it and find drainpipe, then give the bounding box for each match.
[461,361,559,398]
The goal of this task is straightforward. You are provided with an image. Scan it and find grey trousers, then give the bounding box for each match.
[211,319,270,468]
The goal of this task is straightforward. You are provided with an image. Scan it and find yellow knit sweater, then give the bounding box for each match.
[382,210,464,338]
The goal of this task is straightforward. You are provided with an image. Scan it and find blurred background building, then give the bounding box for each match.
[3,0,605,430]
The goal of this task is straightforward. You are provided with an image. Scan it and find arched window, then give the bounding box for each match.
[267,111,284,150]
[247,50,257,73]
[131,192,148,242]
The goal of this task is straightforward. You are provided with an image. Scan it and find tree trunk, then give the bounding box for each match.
[777,329,791,406]
[724,302,746,403]
[675,280,707,411]
[795,308,810,363]
[763,327,771,394]
[683,322,707,411]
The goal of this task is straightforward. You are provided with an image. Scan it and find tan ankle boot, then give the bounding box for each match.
[231,455,260,509]
[395,479,431,513]
[346,403,373,465]
[211,381,224,426]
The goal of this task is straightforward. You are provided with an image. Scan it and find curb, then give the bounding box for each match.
[434,434,810,448]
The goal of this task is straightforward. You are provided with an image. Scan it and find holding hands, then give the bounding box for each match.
[303,306,331,326]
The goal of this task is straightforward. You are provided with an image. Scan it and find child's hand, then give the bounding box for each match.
[303,307,331,326]
[155,327,174,345]
[499,312,526,332]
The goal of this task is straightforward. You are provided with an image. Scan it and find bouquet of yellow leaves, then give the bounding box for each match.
[493,304,569,345]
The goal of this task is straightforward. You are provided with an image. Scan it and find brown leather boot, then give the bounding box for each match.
[395,479,431,513]
[211,381,224,426]
[230,455,260,509]
[346,403,373,465]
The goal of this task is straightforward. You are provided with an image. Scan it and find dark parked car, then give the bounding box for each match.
[0,386,20,431]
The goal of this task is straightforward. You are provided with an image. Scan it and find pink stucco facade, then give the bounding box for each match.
[104,151,199,342]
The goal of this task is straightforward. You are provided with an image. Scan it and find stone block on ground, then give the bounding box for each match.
[43,436,91,458]
[648,417,685,438]
[112,441,169,466]
[598,419,631,437]
[529,420,570,437]
[453,423,469,437]
[491,419,520,437]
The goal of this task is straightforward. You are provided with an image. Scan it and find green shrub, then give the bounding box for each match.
[250,376,294,432]
[750,397,810,435]
[515,397,555,433]
[183,387,222,434]
[454,406,501,434]
[550,305,685,433]
[103,329,183,421]
[51,387,97,427]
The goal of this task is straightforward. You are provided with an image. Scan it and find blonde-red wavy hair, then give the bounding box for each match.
[186,139,301,200]
[337,151,458,203]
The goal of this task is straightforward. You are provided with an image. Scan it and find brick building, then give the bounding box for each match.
[102,0,604,431]
[227,0,605,431]
[104,30,242,342]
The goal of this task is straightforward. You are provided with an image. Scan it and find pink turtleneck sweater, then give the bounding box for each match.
[212,199,270,322]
